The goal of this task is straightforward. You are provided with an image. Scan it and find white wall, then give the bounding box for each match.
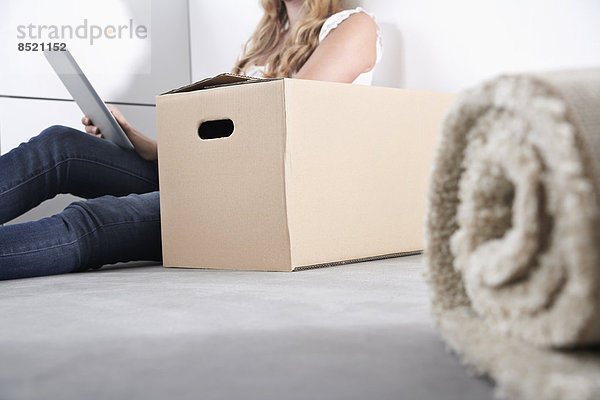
[358,0,600,92]
[190,0,600,92]
[189,0,263,80]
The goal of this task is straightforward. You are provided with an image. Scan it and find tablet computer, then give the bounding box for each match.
[43,49,134,150]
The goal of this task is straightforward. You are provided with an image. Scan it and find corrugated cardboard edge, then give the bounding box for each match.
[160,73,281,95]
[161,73,254,94]
[161,251,423,272]
[293,250,423,271]
[281,79,294,270]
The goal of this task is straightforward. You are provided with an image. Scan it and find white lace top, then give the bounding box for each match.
[245,7,383,86]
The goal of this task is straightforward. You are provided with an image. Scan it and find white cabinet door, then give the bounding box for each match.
[0,0,190,105]
[0,98,156,154]
[0,98,83,153]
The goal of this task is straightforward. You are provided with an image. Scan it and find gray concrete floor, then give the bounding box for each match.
[0,255,494,400]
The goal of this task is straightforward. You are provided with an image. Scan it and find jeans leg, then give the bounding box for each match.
[0,191,161,280]
[0,125,159,224]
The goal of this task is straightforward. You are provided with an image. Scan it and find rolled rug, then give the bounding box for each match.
[425,68,600,400]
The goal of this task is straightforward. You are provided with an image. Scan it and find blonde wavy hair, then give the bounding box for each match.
[233,0,343,78]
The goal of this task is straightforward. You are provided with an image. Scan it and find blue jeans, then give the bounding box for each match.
[0,125,161,280]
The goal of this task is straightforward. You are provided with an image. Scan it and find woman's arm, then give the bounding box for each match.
[294,12,378,83]
[82,105,158,161]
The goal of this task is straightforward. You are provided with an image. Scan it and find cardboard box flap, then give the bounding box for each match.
[161,73,276,95]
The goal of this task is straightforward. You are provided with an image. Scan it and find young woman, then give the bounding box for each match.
[0,0,382,280]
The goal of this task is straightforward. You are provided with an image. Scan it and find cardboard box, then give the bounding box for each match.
[156,74,455,271]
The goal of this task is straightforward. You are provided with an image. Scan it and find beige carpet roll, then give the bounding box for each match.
[425,68,600,400]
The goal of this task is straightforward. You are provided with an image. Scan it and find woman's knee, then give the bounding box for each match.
[39,124,82,141]
[33,125,96,158]
[62,192,162,267]
[64,192,161,227]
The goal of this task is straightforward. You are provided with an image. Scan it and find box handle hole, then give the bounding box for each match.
[198,119,234,140]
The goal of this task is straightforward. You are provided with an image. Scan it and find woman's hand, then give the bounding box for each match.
[81,105,158,161]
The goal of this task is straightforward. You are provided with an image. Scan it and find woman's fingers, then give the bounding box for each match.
[106,105,131,131]
[84,124,103,138]
[81,116,103,138]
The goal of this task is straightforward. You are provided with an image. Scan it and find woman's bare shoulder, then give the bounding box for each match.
[320,11,378,69]
[295,9,379,83]
[321,10,378,45]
